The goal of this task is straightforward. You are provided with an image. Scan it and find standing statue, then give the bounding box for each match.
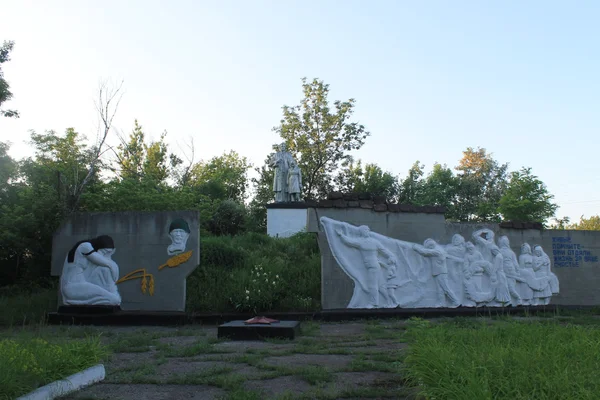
[287,160,303,202]
[270,143,294,202]
[270,143,302,202]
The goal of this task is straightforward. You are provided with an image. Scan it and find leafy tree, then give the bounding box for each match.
[208,199,248,236]
[115,120,173,185]
[335,159,399,199]
[274,78,370,199]
[189,150,252,203]
[25,128,100,212]
[398,161,425,204]
[550,216,571,230]
[0,40,18,118]
[0,141,17,188]
[454,147,508,222]
[568,215,600,231]
[420,163,460,217]
[498,167,558,223]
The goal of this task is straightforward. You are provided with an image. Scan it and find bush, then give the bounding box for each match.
[208,199,247,236]
[187,232,321,313]
[201,236,249,269]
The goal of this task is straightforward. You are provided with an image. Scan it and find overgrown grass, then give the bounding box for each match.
[0,336,108,399]
[0,286,57,327]
[187,232,321,313]
[404,318,600,399]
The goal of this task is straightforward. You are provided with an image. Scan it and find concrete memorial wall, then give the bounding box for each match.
[51,211,200,312]
[305,202,600,310]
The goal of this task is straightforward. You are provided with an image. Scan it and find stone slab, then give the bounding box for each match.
[57,305,120,315]
[217,320,301,340]
[51,211,200,312]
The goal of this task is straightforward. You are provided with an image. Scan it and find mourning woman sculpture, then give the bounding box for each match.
[60,235,121,306]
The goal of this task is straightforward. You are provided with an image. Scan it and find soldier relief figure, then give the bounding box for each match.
[320,216,561,309]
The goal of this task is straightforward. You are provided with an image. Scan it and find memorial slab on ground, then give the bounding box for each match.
[51,211,200,312]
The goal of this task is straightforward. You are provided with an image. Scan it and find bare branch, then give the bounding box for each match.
[69,79,124,212]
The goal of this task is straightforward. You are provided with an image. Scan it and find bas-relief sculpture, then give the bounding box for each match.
[320,217,560,309]
[270,143,302,203]
[60,235,122,306]
[60,217,195,307]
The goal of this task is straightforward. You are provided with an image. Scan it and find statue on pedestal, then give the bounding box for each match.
[270,143,302,202]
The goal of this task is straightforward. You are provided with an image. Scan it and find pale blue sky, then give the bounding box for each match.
[1,0,599,222]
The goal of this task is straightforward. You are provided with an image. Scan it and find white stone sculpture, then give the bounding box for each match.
[320,216,560,309]
[270,143,301,202]
[533,245,560,305]
[60,235,121,306]
[287,160,302,202]
[412,239,461,307]
[167,218,190,256]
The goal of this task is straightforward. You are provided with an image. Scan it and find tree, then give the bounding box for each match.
[335,159,399,199]
[420,163,460,218]
[550,216,571,230]
[115,120,173,185]
[454,147,508,222]
[568,215,600,231]
[0,40,18,118]
[274,78,370,199]
[498,167,558,223]
[398,161,425,204]
[189,150,252,203]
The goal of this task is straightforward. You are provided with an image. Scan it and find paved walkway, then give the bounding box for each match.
[62,320,412,399]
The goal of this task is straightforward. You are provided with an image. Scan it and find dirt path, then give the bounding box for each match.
[59,320,412,399]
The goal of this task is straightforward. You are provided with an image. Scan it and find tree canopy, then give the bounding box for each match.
[0,40,18,118]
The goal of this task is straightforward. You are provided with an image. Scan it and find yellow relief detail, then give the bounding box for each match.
[116,268,155,296]
[158,251,193,271]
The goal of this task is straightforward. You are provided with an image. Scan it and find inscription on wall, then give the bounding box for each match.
[552,237,599,268]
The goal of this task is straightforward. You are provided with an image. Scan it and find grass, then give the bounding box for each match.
[0,287,57,327]
[403,318,600,399]
[0,335,108,400]
[296,365,334,385]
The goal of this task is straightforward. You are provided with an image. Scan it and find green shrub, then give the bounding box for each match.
[187,232,321,313]
[201,236,249,269]
[0,336,108,399]
[208,199,247,236]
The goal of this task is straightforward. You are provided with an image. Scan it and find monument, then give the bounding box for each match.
[266,143,308,238]
[51,211,200,314]
[270,142,302,203]
[320,216,560,309]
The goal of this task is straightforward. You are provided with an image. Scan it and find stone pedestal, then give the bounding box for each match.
[266,202,310,238]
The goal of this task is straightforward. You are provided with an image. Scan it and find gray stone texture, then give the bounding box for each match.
[51,211,200,312]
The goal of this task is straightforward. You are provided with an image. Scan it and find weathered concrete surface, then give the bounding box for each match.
[51,211,200,312]
[307,208,600,309]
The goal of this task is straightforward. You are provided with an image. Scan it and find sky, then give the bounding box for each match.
[1,0,599,222]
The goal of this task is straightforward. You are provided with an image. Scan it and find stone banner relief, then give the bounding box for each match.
[320,217,559,309]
